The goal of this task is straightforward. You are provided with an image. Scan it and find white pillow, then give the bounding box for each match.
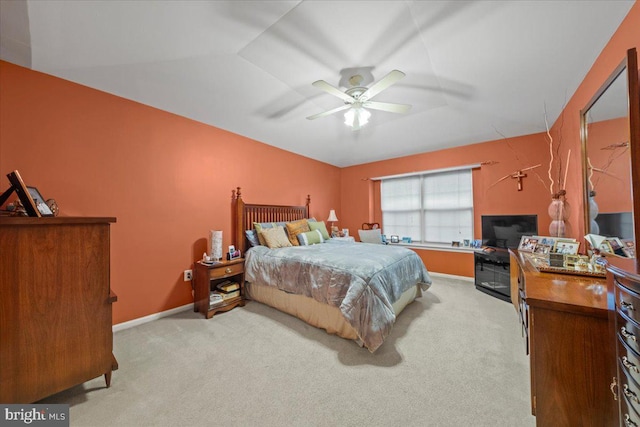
[358,229,383,244]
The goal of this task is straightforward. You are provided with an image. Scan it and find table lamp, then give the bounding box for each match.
[327,209,339,237]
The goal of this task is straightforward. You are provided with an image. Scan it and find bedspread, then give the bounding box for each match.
[244,242,432,352]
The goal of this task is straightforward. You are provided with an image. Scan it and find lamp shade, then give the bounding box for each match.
[209,230,223,261]
[327,209,339,222]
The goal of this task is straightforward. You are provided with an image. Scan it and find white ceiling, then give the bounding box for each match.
[0,0,635,167]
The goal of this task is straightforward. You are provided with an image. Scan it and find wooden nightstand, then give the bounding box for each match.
[193,258,245,318]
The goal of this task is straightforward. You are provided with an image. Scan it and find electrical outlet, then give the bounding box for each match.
[183,269,193,281]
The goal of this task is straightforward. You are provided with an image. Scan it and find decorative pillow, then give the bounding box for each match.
[308,220,330,240]
[297,229,325,246]
[285,219,310,246]
[358,229,383,244]
[261,226,292,249]
[245,229,260,247]
[253,221,285,246]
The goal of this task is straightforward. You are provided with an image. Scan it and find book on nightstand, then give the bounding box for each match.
[216,281,240,294]
[209,292,224,308]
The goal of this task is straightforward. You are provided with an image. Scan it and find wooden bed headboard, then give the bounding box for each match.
[232,187,310,254]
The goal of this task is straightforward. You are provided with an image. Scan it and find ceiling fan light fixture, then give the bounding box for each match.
[344,107,371,129]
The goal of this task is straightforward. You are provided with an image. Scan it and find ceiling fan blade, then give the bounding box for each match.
[364,101,412,114]
[306,104,351,120]
[312,80,356,103]
[359,69,405,101]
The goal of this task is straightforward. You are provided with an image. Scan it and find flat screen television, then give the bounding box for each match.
[595,212,634,240]
[482,215,538,249]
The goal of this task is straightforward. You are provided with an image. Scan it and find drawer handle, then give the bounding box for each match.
[625,414,638,427]
[622,300,636,311]
[622,327,637,342]
[225,268,232,274]
[611,376,618,401]
[623,357,640,374]
[624,384,640,404]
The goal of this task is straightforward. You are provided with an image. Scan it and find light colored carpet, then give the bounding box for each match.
[40,276,536,426]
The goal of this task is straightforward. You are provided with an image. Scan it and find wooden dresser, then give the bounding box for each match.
[510,249,616,426]
[0,216,118,403]
[607,257,640,426]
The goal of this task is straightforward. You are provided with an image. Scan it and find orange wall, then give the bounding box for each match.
[587,117,632,213]
[0,61,341,324]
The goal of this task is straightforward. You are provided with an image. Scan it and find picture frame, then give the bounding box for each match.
[227,245,241,260]
[533,244,552,255]
[622,239,636,258]
[451,241,460,247]
[6,170,40,217]
[518,236,538,252]
[598,240,614,254]
[390,235,399,243]
[553,240,580,255]
[606,237,627,257]
[27,186,53,216]
[472,239,482,248]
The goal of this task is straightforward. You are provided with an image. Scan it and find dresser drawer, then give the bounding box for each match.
[621,394,640,427]
[617,279,640,324]
[619,338,640,386]
[209,262,243,279]
[621,358,640,416]
[619,312,640,355]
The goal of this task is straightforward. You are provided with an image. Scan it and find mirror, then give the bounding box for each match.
[581,47,639,257]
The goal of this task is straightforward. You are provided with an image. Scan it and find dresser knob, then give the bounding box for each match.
[225,268,232,274]
[623,357,640,374]
[622,327,637,342]
[622,300,635,311]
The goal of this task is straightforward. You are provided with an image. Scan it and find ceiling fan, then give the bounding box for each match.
[306,69,411,131]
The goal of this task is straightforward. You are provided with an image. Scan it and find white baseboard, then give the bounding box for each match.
[113,303,193,333]
[429,271,474,282]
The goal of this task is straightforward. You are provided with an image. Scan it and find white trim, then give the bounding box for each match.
[428,271,474,282]
[370,163,481,181]
[402,242,476,253]
[112,303,192,333]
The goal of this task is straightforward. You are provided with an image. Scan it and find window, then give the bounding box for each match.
[381,168,473,244]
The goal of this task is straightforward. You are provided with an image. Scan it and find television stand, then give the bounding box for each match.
[474,247,511,302]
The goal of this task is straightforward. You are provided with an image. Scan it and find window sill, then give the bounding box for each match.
[388,242,476,253]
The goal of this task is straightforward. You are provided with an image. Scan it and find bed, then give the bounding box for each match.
[232,187,432,352]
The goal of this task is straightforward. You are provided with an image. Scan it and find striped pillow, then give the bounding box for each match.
[297,229,325,246]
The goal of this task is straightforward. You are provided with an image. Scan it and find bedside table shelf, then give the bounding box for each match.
[193,258,245,318]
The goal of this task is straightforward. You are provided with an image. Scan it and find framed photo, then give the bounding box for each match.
[463,239,470,247]
[472,239,482,248]
[554,241,580,255]
[518,236,538,252]
[622,239,636,258]
[534,244,552,255]
[598,240,614,254]
[6,170,40,217]
[27,186,53,216]
[605,237,627,257]
[451,241,460,247]
[390,235,399,243]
